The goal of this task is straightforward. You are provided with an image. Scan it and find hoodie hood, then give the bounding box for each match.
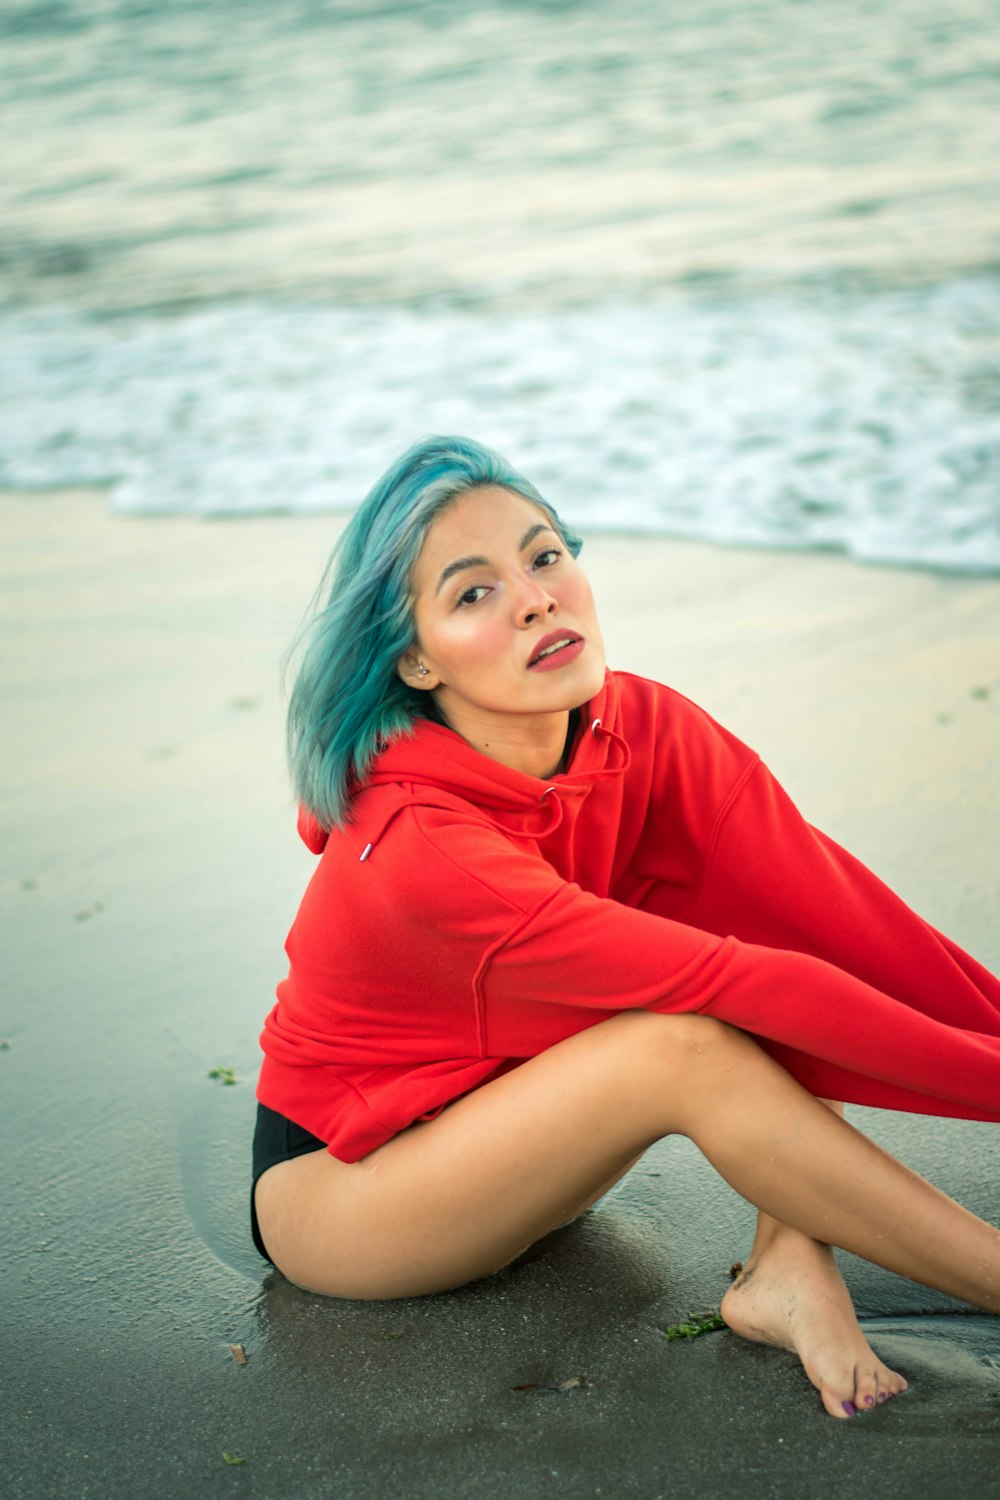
[297,670,631,855]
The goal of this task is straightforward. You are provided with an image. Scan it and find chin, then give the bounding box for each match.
[562,659,607,711]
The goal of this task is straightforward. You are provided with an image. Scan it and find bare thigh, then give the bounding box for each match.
[256,1141,640,1294]
[253,1010,735,1299]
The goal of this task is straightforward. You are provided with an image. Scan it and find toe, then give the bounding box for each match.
[819,1384,860,1419]
[853,1367,880,1411]
[876,1360,908,1399]
[872,1360,909,1403]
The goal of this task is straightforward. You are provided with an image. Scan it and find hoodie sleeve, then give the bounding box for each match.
[689,757,1000,1030]
[418,812,1000,1122]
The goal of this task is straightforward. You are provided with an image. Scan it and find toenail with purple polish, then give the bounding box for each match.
[843,1401,858,1416]
[877,1392,887,1403]
[864,1395,874,1406]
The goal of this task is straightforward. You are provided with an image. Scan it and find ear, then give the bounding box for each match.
[396,648,440,691]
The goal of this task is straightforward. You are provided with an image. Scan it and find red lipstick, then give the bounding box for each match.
[527,631,584,671]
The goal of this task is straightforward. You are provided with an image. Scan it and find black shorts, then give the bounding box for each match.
[250,1101,326,1261]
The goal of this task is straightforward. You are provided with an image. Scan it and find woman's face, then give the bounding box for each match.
[399,485,606,765]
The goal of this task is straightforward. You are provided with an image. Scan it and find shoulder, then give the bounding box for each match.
[316,790,562,921]
[610,669,758,767]
[611,669,722,729]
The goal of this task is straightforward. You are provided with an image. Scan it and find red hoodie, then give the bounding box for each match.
[258,670,1000,1160]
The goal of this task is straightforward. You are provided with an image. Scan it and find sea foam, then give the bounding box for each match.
[2,278,998,571]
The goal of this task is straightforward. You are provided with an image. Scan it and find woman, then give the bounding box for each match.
[253,435,1000,1421]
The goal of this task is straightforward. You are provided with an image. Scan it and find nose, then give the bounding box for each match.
[513,574,558,628]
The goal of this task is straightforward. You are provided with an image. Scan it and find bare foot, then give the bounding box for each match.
[721,1230,909,1419]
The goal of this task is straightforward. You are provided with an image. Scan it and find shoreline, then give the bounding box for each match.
[6,479,1000,579]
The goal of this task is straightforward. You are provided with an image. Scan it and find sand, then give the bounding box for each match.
[2,488,999,1499]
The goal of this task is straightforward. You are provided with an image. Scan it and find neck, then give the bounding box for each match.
[441,707,574,780]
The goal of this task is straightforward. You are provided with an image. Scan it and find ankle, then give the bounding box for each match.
[746,1217,834,1267]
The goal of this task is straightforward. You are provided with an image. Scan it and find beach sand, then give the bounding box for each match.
[2,488,999,1499]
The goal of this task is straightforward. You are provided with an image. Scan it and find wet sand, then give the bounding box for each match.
[2,489,999,1498]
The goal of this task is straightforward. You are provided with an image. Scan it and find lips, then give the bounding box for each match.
[527,630,584,668]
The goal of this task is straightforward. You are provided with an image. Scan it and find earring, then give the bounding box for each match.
[416,663,430,677]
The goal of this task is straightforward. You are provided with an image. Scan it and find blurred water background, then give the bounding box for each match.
[1,0,999,568]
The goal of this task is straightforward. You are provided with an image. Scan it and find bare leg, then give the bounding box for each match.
[255,1012,999,1414]
[722,1103,909,1418]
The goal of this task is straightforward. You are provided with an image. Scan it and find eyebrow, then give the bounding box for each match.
[433,522,554,595]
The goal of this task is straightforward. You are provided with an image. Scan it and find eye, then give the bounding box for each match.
[533,547,562,569]
[457,583,490,607]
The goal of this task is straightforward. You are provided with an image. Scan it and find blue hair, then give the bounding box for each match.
[286,435,583,829]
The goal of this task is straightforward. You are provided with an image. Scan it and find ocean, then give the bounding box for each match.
[2,0,999,569]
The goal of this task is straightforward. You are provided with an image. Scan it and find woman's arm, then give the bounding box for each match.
[680,755,1000,1026]
[402,807,1000,1120]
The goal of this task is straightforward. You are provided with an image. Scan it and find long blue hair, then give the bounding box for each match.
[286,435,583,829]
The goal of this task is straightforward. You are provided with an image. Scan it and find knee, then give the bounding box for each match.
[610,1009,750,1080]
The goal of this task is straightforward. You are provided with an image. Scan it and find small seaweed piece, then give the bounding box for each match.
[208,1066,238,1086]
[221,1452,246,1466]
[512,1373,590,1393]
[73,902,104,922]
[663,1311,726,1341]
